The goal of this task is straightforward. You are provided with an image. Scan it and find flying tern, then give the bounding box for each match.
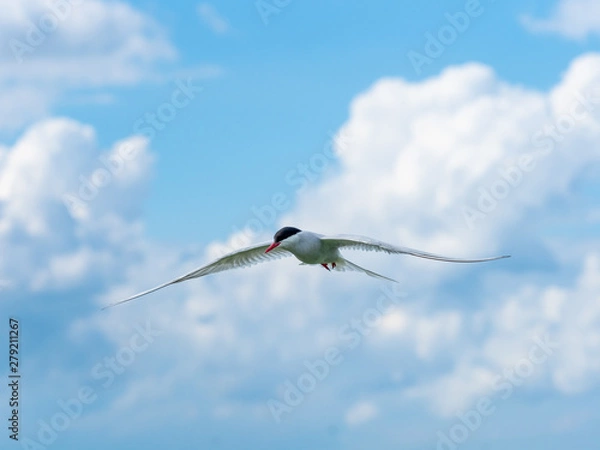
[104,226,509,309]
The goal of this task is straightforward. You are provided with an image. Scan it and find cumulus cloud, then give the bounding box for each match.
[77,53,599,420]
[284,56,599,285]
[0,0,219,132]
[76,54,600,427]
[6,52,600,435]
[1,0,175,78]
[277,52,598,416]
[0,118,153,291]
[521,0,600,40]
[404,253,600,416]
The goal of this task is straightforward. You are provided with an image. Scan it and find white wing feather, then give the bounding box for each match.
[321,235,510,263]
[103,242,291,309]
[334,258,398,282]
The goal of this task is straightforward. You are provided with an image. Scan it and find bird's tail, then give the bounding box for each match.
[334,258,398,283]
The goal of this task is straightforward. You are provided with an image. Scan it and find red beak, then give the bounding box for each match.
[265,242,280,253]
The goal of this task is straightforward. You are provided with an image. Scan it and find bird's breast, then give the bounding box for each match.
[286,233,336,264]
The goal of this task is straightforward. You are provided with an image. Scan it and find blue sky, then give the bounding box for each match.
[1,0,600,449]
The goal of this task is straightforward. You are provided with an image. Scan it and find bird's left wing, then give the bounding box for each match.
[103,242,291,309]
[321,235,510,263]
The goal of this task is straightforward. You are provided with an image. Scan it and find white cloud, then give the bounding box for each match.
[0,118,153,290]
[0,0,176,71]
[83,53,600,420]
[376,308,463,361]
[284,57,600,283]
[406,252,600,416]
[279,52,599,416]
[345,401,378,426]
[0,84,56,132]
[545,254,600,393]
[521,0,600,40]
[32,246,112,290]
[197,3,230,35]
[405,363,497,416]
[0,0,219,132]
[7,52,600,434]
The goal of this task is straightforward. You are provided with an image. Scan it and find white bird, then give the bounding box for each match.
[103,226,509,309]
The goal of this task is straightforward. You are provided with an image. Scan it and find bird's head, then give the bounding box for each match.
[265,226,302,253]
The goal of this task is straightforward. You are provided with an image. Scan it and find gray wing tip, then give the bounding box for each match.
[100,294,141,310]
[475,254,510,262]
[475,254,511,262]
[100,280,178,310]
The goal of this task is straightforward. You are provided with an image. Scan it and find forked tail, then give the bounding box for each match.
[334,258,398,283]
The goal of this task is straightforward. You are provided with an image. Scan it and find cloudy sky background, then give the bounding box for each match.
[1,0,600,449]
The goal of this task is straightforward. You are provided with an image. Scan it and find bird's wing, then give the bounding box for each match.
[334,258,398,283]
[103,242,292,309]
[321,235,510,263]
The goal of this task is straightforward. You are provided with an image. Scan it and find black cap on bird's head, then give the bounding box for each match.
[273,226,301,243]
[265,226,302,253]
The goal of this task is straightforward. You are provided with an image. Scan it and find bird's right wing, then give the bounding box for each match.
[321,235,510,263]
[334,258,398,283]
[103,242,292,309]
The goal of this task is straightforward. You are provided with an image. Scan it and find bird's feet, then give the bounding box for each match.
[321,262,337,271]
